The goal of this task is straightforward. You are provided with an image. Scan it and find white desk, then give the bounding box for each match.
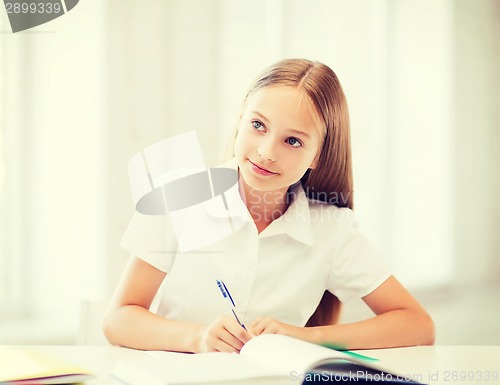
[14,345,500,385]
[355,346,500,384]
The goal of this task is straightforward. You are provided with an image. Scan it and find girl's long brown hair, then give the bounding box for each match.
[234,59,354,326]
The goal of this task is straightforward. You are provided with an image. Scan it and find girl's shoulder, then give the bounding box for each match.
[286,182,359,230]
[306,196,359,227]
[308,198,359,228]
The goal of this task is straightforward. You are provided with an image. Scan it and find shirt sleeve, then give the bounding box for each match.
[120,211,178,273]
[326,209,392,303]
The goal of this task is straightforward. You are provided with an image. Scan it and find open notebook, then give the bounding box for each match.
[0,347,94,384]
[112,334,423,385]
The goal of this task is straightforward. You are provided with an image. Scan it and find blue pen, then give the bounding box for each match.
[216,279,247,330]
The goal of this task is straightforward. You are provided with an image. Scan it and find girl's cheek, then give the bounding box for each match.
[236,129,251,148]
[234,134,246,157]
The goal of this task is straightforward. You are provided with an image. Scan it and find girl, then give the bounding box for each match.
[103,58,435,353]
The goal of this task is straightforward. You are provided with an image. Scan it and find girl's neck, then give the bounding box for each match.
[238,176,290,234]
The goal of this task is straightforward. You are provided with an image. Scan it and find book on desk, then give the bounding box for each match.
[0,346,94,384]
[112,334,424,384]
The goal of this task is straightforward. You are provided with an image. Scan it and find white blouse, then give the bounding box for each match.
[121,161,391,327]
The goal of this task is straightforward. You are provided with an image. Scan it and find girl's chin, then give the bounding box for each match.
[239,173,289,194]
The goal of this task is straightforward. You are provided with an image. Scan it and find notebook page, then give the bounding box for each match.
[143,350,282,383]
[240,334,358,375]
[0,348,92,383]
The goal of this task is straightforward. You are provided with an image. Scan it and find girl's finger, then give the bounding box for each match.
[249,321,266,336]
[220,327,246,351]
[224,320,253,344]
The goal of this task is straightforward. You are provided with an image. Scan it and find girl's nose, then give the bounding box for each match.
[256,138,278,162]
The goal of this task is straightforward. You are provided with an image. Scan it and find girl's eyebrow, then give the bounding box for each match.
[251,111,270,124]
[288,128,310,139]
[251,110,311,139]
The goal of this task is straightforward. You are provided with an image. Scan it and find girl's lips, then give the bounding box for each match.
[249,160,278,176]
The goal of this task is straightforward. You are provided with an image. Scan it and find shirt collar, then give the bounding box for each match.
[204,158,315,246]
[259,182,314,246]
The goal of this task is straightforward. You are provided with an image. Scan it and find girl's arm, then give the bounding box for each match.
[103,256,252,352]
[249,275,435,349]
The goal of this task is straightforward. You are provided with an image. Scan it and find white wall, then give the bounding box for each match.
[0,0,106,342]
[386,0,455,287]
[452,0,500,287]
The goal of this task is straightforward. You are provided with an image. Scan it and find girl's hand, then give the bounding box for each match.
[197,316,253,353]
[249,317,302,338]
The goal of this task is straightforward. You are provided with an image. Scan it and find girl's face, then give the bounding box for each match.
[234,86,322,194]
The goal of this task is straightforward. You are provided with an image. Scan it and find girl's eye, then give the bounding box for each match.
[286,137,302,147]
[252,120,264,130]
